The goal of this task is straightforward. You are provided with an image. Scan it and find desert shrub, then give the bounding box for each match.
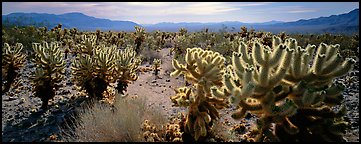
[60,94,166,142]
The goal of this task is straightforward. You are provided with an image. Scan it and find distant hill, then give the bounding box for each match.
[2,12,140,31]
[2,9,359,34]
[143,21,285,32]
[144,9,359,34]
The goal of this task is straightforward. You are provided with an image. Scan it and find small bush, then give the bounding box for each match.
[60,94,166,142]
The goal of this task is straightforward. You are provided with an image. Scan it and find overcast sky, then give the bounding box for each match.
[2,2,359,24]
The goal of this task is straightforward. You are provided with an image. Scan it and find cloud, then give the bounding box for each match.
[287,9,317,13]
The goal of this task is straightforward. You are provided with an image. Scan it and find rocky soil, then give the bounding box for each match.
[2,48,359,142]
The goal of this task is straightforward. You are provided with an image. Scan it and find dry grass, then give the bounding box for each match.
[60,94,167,142]
[140,47,162,65]
[162,59,174,75]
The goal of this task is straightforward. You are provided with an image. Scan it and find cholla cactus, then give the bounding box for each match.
[142,120,163,142]
[114,46,142,95]
[2,43,26,94]
[179,28,188,36]
[134,26,146,54]
[212,36,355,142]
[72,44,117,102]
[74,34,98,55]
[31,41,65,109]
[170,87,194,107]
[170,48,228,141]
[153,59,161,76]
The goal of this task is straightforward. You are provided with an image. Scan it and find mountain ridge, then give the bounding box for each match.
[2,8,359,34]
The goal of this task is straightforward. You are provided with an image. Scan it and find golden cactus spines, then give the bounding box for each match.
[170,47,227,141]
[114,46,142,95]
[31,41,65,110]
[212,35,355,142]
[2,43,26,94]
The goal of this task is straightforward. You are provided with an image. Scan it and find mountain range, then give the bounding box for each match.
[2,9,359,34]
[2,12,139,31]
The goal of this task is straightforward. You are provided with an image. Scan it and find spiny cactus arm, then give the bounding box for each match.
[252,42,266,66]
[271,35,282,50]
[323,83,345,105]
[325,44,339,61]
[268,49,293,87]
[297,105,343,118]
[322,58,355,78]
[279,117,299,135]
[321,53,343,74]
[310,43,328,75]
[232,52,245,78]
[238,42,253,65]
[269,44,286,67]
[170,87,193,107]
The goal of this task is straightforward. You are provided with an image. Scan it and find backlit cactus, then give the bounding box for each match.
[170,48,228,141]
[71,44,117,102]
[134,26,146,54]
[114,46,142,95]
[2,43,26,94]
[211,35,355,142]
[31,41,65,109]
[74,34,98,55]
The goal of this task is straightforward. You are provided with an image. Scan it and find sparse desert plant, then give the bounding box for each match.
[60,94,166,142]
[30,41,65,109]
[2,43,26,94]
[139,46,162,64]
[211,36,355,142]
[170,48,229,141]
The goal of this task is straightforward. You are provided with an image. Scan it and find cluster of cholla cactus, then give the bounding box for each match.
[71,45,117,103]
[141,114,184,142]
[31,41,65,109]
[170,48,229,141]
[152,58,161,77]
[141,120,163,142]
[211,35,355,142]
[2,43,26,94]
[72,41,141,104]
[74,34,98,56]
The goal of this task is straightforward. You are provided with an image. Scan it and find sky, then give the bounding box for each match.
[2,2,359,24]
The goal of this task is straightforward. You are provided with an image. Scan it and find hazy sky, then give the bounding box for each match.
[2,2,359,24]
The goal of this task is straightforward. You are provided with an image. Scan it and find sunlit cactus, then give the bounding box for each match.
[2,43,26,94]
[114,46,142,95]
[211,35,355,142]
[134,26,146,54]
[74,34,98,55]
[71,44,118,102]
[31,41,65,109]
[170,48,228,141]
